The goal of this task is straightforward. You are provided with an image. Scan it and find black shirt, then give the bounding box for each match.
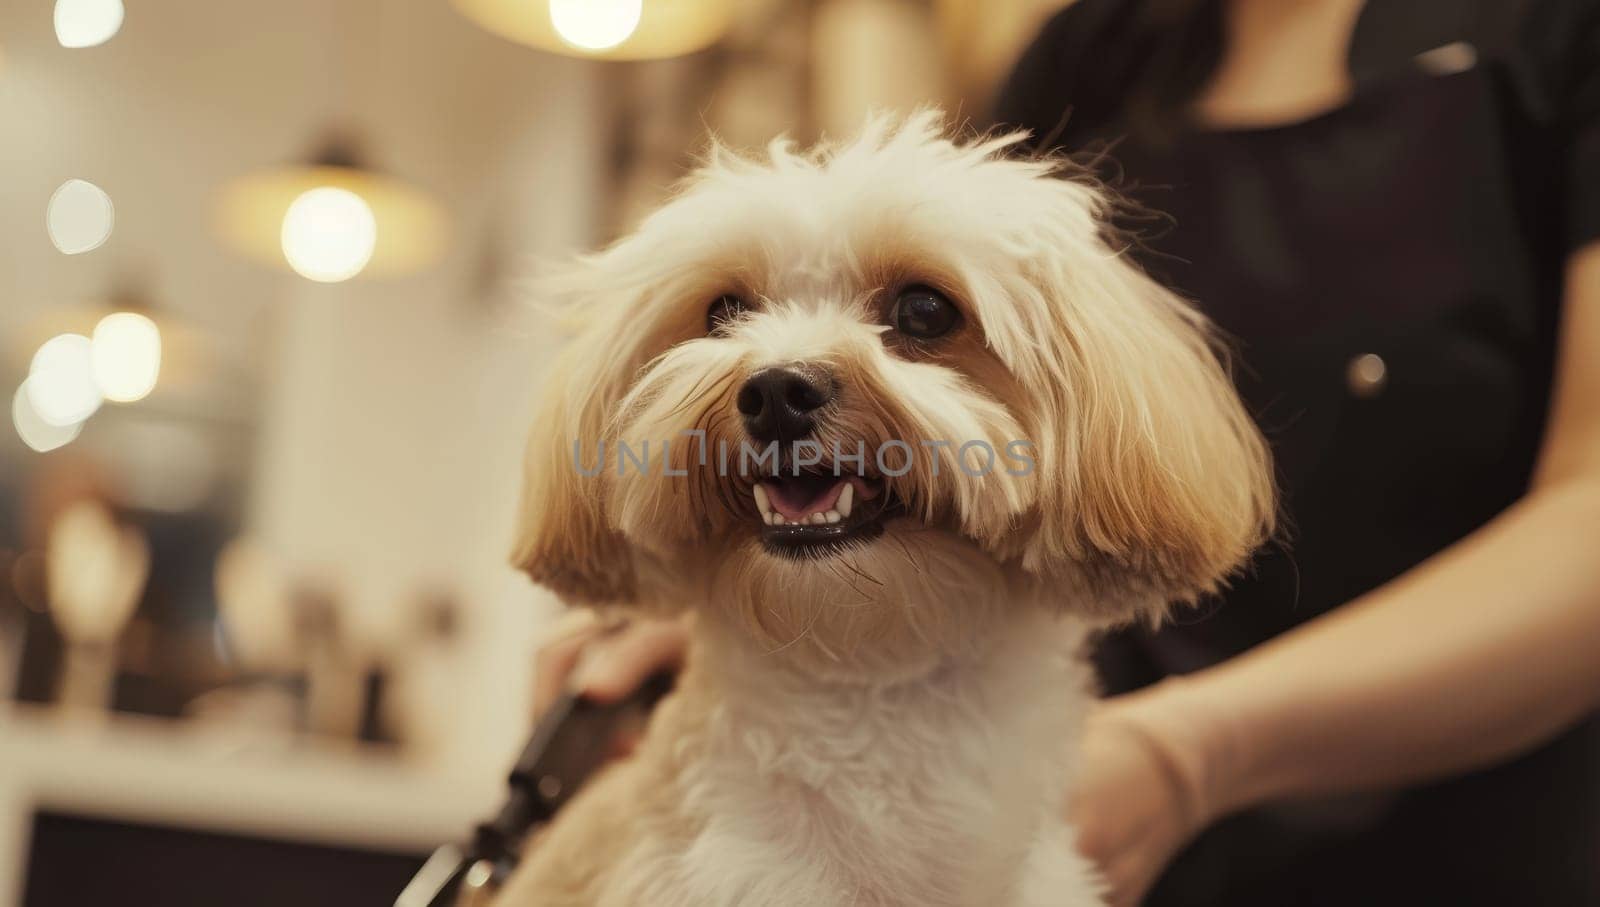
[997,1,1600,903]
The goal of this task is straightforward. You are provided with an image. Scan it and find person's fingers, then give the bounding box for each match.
[532,610,604,716]
[1070,816,1112,872]
[573,617,690,703]
[1101,849,1157,907]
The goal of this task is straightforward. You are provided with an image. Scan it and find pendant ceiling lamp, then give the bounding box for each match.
[452,0,734,60]
[217,137,447,284]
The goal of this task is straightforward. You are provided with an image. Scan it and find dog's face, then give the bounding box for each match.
[515,114,1272,668]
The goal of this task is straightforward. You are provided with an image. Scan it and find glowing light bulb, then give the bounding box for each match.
[47,179,115,255]
[549,0,643,50]
[280,187,378,283]
[91,312,161,402]
[13,382,84,453]
[54,0,125,48]
[27,334,102,427]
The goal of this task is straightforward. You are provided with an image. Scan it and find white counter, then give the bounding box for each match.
[0,706,502,907]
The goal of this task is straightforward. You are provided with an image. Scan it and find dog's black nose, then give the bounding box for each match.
[737,367,832,443]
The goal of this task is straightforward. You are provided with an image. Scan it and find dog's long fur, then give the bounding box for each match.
[500,112,1274,906]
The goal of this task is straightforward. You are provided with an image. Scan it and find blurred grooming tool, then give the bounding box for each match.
[396,670,674,907]
[187,538,303,738]
[214,537,295,673]
[45,500,150,713]
[292,584,366,738]
[385,591,465,758]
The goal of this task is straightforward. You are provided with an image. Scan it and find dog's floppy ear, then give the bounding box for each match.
[512,304,640,605]
[1012,189,1275,620]
[512,232,707,607]
[512,187,736,607]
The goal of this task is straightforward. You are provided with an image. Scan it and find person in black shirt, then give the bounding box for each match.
[995,0,1600,903]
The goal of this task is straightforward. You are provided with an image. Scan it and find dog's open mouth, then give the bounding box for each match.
[751,470,894,558]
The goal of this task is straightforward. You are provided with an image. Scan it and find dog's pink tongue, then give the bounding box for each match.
[763,479,845,522]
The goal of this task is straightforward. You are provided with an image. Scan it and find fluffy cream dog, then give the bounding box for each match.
[498,112,1273,907]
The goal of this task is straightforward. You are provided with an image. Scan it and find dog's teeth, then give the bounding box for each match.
[810,513,826,525]
[837,483,853,519]
[825,510,841,524]
[753,484,772,522]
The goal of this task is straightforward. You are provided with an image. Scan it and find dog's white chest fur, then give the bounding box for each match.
[561,612,1106,907]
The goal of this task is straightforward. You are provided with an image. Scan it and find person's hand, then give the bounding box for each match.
[1068,687,1227,906]
[532,611,691,718]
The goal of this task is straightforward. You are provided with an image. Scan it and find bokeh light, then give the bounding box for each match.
[549,0,643,51]
[91,312,162,402]
[27,333,103,427]
[13,382,85,453]
[46,179,115,254]
[280,187,378,283]
[53,0,125,49]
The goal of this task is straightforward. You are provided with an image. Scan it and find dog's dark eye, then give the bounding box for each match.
[706,295,748,336]
[891,286,960,340]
